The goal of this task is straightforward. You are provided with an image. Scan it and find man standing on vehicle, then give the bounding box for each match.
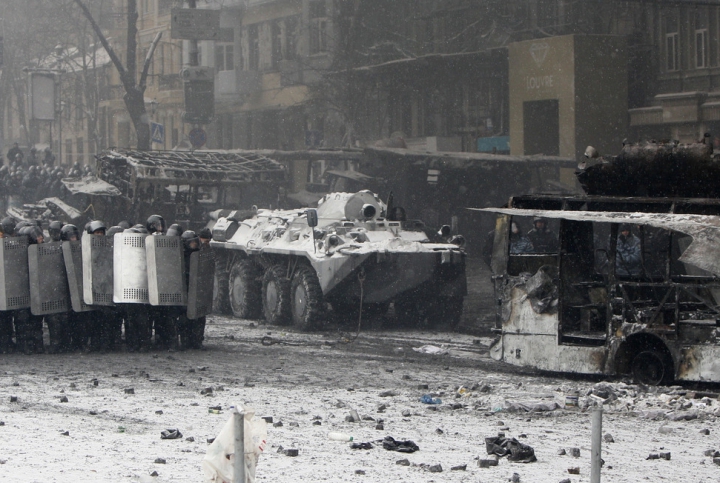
[527,217,558,253]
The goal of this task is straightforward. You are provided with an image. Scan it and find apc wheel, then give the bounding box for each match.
[262,265,292,325]
[290,265,325,331]
[632,351,667,386]
[212,263,231,315]
[229,259,262,319]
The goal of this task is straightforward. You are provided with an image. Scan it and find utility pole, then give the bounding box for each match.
[188,0,198,67]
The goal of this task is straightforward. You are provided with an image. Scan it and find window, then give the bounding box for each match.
[271,21,282,67]
[284,17,298,60]
[215,43,234,72]
[696,10,708,68]
[309,1,328,54]
[666,15,679,71]
[65,139,73,165]
[77,138,84,164]
[248,24,259,70]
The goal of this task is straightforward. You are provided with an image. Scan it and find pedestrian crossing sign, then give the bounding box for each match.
[151,122,165,144]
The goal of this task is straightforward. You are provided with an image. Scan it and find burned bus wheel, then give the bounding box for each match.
[290,265,325,331]
[632,351,667,386]
[212,263,231,315]
[229,259,262,319]
[262,265,292,325]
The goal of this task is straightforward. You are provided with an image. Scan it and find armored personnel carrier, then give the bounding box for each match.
[211,191,466,330]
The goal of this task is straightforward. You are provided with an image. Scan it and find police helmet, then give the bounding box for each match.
[0,217,16,237]
[118,220,131,230]
[199,227,212,241]
[181,230,200,251]
[146,214,166,234]
[89,220,106,235]
[60,224,80,242]
[106,226,123,237]
[132,224,149,234]
[15,221,32,231]
[19,225,43,244]
[166,223,183,237]
[48,221,64,242]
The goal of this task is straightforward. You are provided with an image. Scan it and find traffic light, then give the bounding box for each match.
[181,67,214,124]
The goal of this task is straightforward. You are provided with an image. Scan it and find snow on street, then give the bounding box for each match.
[1,315,719,482]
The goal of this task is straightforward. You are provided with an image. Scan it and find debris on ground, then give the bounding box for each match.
[412,345,448,355]
[485,436,537,463]
[160,429,183,440]
[382,436,419,453]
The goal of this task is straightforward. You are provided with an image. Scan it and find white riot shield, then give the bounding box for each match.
[63,240,94,312]
[146,235,186,306]
[113,233,149,304]
[82,233,114,306]
[29,242,70,315]
[0,236,30,310]
[187,249,215,319]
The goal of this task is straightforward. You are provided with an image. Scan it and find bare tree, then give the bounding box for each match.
[72,0,162,150]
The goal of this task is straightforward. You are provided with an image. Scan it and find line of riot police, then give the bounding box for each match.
[0,214,215,355]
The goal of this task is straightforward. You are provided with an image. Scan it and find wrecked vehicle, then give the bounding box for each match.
[477,193,720,385]
[94,149,286,230]
[211,190,466,330]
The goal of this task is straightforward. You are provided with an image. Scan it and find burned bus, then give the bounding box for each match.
[475,194,720,385]
[95,149,286,230]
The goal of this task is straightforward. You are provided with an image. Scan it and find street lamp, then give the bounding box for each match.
[149,99,158,117]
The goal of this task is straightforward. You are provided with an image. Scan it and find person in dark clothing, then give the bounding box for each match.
[14,226,44,354]
[527,217,559,253]
[42,147,55,167]
[615,224,642,277]
[510,221,534,254]
[0,218,16,353]
[6,143,22,166]
[178,230,206,350]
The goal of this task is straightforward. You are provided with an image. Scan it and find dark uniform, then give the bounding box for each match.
[0,218,17,353]
[15,226,45,354]
[527,218,559,253]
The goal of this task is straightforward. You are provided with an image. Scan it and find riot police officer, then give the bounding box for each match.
[86,221,116,352]
[0,217,17,353]
[15,226,45,354]
[60,224,89,352]
[48,221,64,242]
[146,215,177,350]
[44,222,72,353]
[178,231,201,350]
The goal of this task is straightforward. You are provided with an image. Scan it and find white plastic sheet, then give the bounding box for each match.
[203,406,268,483]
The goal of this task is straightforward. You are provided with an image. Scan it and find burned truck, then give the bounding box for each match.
[476,140,720,385]
[211,190,467,330]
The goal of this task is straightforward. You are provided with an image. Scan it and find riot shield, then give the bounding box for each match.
[187,249,215,319]
[29,241,70,315]
[63,240,94,312]
[113,233,149,304]
[0,236,30,310]
[146,235,186,306]
[82,233,114,306]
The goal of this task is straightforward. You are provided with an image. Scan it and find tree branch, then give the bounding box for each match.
[71,0,131,89]
[139,32,163,91]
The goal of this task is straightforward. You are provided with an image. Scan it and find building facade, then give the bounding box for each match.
[6,0,720,165]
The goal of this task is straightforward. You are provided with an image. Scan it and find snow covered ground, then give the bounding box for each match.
[1,316,720,482]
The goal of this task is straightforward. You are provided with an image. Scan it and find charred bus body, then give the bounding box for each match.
[95,150,286,230]
[477,140,720,385]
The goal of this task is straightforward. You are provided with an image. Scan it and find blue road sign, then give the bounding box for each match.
[151,122,165,144]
